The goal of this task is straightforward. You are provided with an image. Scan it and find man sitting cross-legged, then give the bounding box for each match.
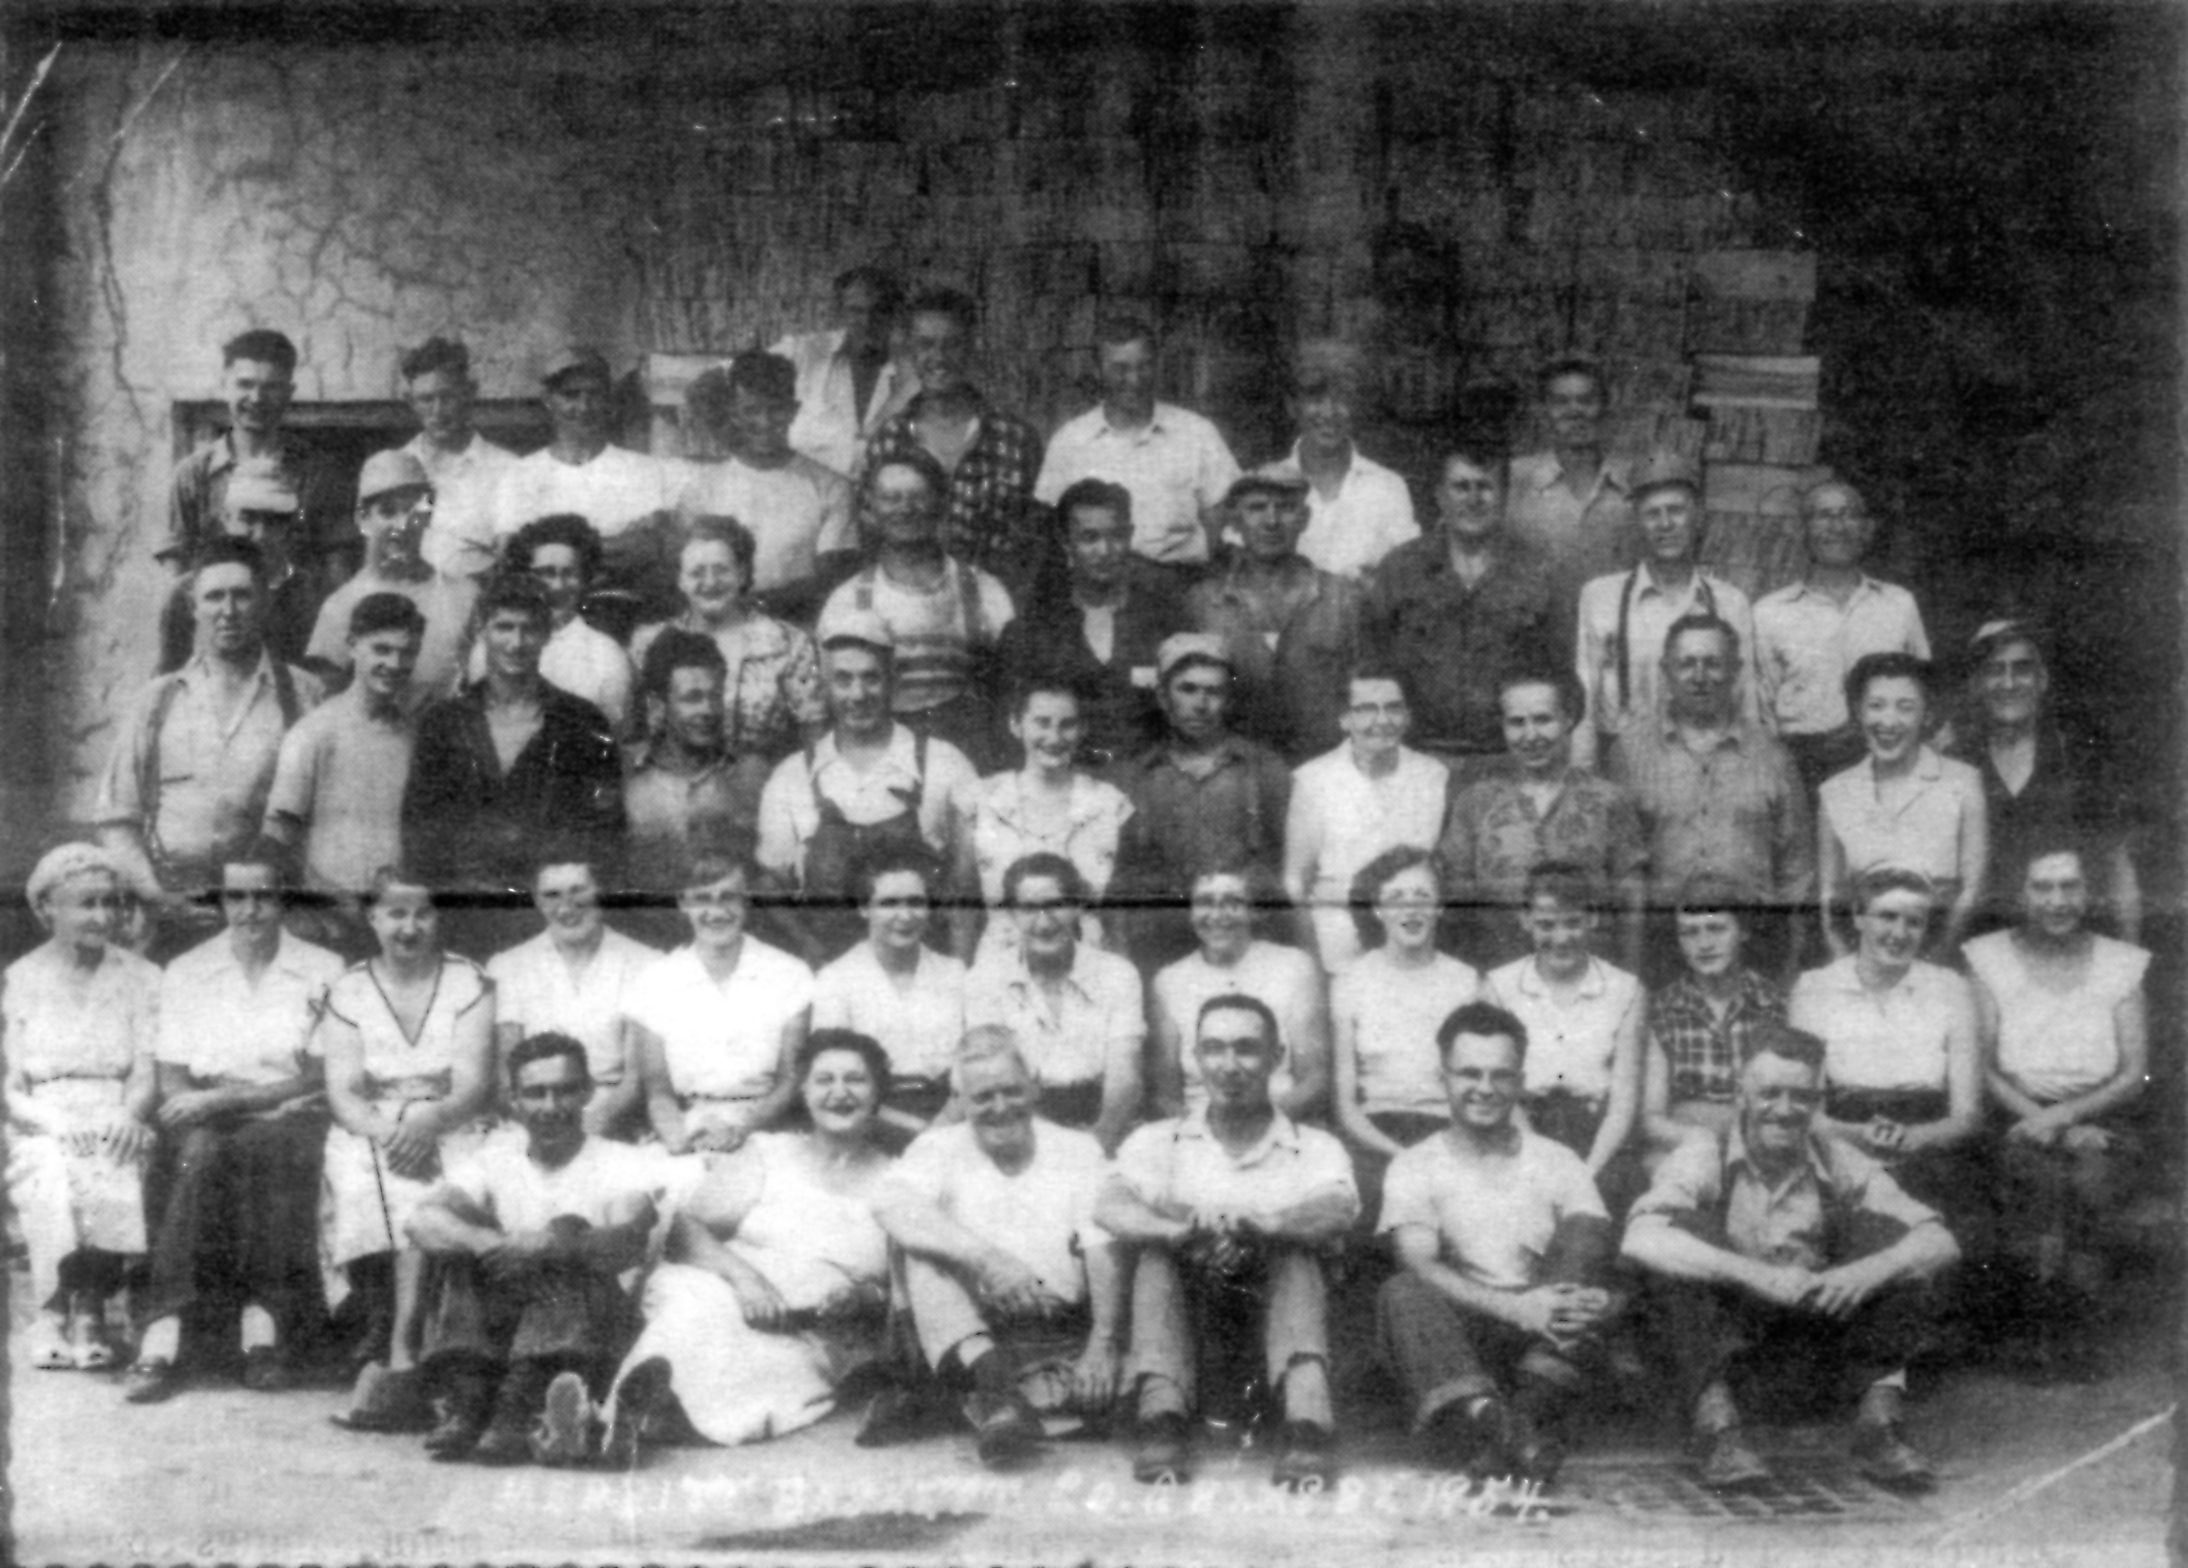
[1097,995,1358,1490]
[405,1033,664,1465]
[1377,1001,1619,1486]
[867,1028,1126,1467]
[1620,1021,1959,1492]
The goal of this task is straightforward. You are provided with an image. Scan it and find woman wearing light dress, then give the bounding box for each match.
[321,865,496,1428]
[3,844,160,1371]
[604,1029,893,1450]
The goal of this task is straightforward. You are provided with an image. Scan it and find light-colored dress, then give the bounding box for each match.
[319,957,494,1268]
[1964,931,2150,1105]
[608,1132,889,1444]
[3,944,161,1300]
[624,942,814,1140]
[958,771,1133,964]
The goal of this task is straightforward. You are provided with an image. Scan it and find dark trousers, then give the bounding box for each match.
[142,1113,328,1345]
[1649,1210,1940,1416]
[418,1253,638,1399]
[1376,1214,1614,1426]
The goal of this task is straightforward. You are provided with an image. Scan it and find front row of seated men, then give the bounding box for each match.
[382,994,1955,1495]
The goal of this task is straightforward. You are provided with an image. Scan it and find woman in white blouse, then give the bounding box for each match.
[1790,867,1982,1205]
[632,852,813,1154]
[1281,666,1449,974]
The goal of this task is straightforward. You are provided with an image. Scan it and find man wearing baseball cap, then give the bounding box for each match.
[303,449,479,706]
[1111,632,1292,968]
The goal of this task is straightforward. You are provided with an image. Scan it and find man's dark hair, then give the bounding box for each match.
[1843,650,1938,725]
[1523,858,1602,915]
[905,286,980,335]
[349,591,426,642]
[1437,999,1530,1064]
[509,1031,592,1087]
[222,330,298,375]
[1095,315,1156,351]
[835,265,904,314]
[531,840,605,887]
[685,367,736,435]
[475,571,554,628]
[864,446,950,504]
[1197,992,1279,1053]
[399,337,471,382]
[850,840,943,910]
[1741,1020,1826,1072]
[1441,443,1511,485]
[1496,667,1586,725]
[216,838,291,898]
[640,625,728,702]
[1536,352,1608,402]
[1055,476,1133,529]
[727,350,797,405]
[506,513,604,582]
[1663,611,1742,665]
[191,535,268,584]
[1672,871,1758,924]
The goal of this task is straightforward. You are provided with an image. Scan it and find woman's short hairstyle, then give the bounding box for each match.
[1672,871,1757,924]
[362,862,435,909]
[796,1028,893,1101]
[1186,856,1280,942]
[681,514,758,581]
[1843,651,1938,725]
[1003,851,1089,908]
[1348,845,1441,952]
[1496,667,1587,725]
[506,513,604,582]
[1008,669,1092,719]
[1849,865,1938,915]
[678,848,752,895]
[1523,860,1602,914]
[851,841,944,909]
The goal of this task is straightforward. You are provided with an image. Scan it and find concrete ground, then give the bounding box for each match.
[9,1260,2178,1567]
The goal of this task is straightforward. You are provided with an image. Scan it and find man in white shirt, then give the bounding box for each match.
[1034,318,1241,571]
[870,1032,1126,1466]
[676,353,857,602]
[407,1033,665,1465]
[773,265,919,479]
[1097,995,1358,1490]
[1377,1000,1618,1483]
[399,337,518,579]
[1256,340,1418,580]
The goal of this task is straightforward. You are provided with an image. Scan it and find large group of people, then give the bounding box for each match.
[10,276,2159,1500]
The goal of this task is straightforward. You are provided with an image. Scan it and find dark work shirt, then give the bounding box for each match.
[1360,534,1569,757]
[1185,554,1362,763]
[864,390,1049,593]
[1949,722,2123,926]
[1112,734,1292,909]
[402,682,626,896]
[993,560,1188,769]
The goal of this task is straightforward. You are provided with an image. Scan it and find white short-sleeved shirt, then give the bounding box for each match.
[406,432,519,578]
[1485,955,1643,1103]
[675,454,856,591]
[305,570,478,707]
[1113,1107,1359,1231]
[494,444,677,539]
[812,943,968,1083]
[1259,445,1418,580]
[439,1132,672,1234]
[956,771,1134,957]
[1817,748,1985,889]
[887,1119,1108,1301]
[964,946,1144,1090]
[1379,1125,1608,1292]
[624,941,814,1102]
[1789,955,1972,1097]
[1155,941,1325,1113]
[486,927,661,1085]
[264,686,414,895]
[1753,577,1930,737]
[1333,949,1482,1118]
[1964,931,2149,1104]
[755,726,976,886]
[156,930,345,1085]
[1033,403,1242,565]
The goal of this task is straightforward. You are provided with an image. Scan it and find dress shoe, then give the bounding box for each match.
[1509,1406,1565,1487]
[240,1346,292,1393]
[1850,1419,1936,1492]
[967,1389,1045,1468]
[123,1358,181,1405]
[601,1356,669,1469]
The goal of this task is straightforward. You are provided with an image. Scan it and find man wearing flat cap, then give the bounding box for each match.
[1111,633,1292,969]
[1184,473,1361,763]
[304,449,479,706]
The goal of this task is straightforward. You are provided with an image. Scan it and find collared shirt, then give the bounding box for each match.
[864,392,1048,583]
[957,771,1134,951]
[630,612,823,762]
[1360,534,1570,755]
[1286,745,1450,951]
[156,930,345,1086]
[622,741,773,897]
[1487,955,1643,1103]
[1158,940,1330,1114]
[1113,735,1292,907]
[1034,401,1242,564]
[486,927,661,1085]
[1184,554,1361,760]
[1505,448,1637,589]
[1646,969,1787,1106]
[1632,1119,1942,1271]
[494,444,678,539]
[624,940,814,1102]
[1439,763,1649,919]
[1965,931,2149,1104]
[3,943,159,1085]
[264,682,415,894]
[1609,718,1814,907]
[1789,955,1974,1097]
[543,617,636,735]
[1753,576,1930,736]
[964,944,1144,1090]
[993,561,1189,765]
[1332,948,1482,1119]
[96,650,326,877]
[773,327,919,479]
[755,724,977,886]
[887,1118,1109,1303]
[1573,563,1761,768]
[674,453,857,591]
[405,431,519,578]
[1817,746,1985,891]
[1259,445,1418,580]
[1379,1124,1607,1292]
[306,568,479,709]
[440,1133,671,1236]
[817,558,1014,716]
[1113,1106,1359,1231]
[812,942,969,1082]
[165,430,353,566]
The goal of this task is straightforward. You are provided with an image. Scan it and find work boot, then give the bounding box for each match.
[424,1368,494,1461]
[601,1356,669,1470]
[472,1365,546,1466]
[1850,1419,1936,1492]
[967,1388,1045,1468]
[1270,1420,1337,1491]
[1132,1411,1193,1484]
[1698,1426,1772,1492]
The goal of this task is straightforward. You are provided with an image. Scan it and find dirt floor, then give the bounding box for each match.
[8,1257,2178,1567]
